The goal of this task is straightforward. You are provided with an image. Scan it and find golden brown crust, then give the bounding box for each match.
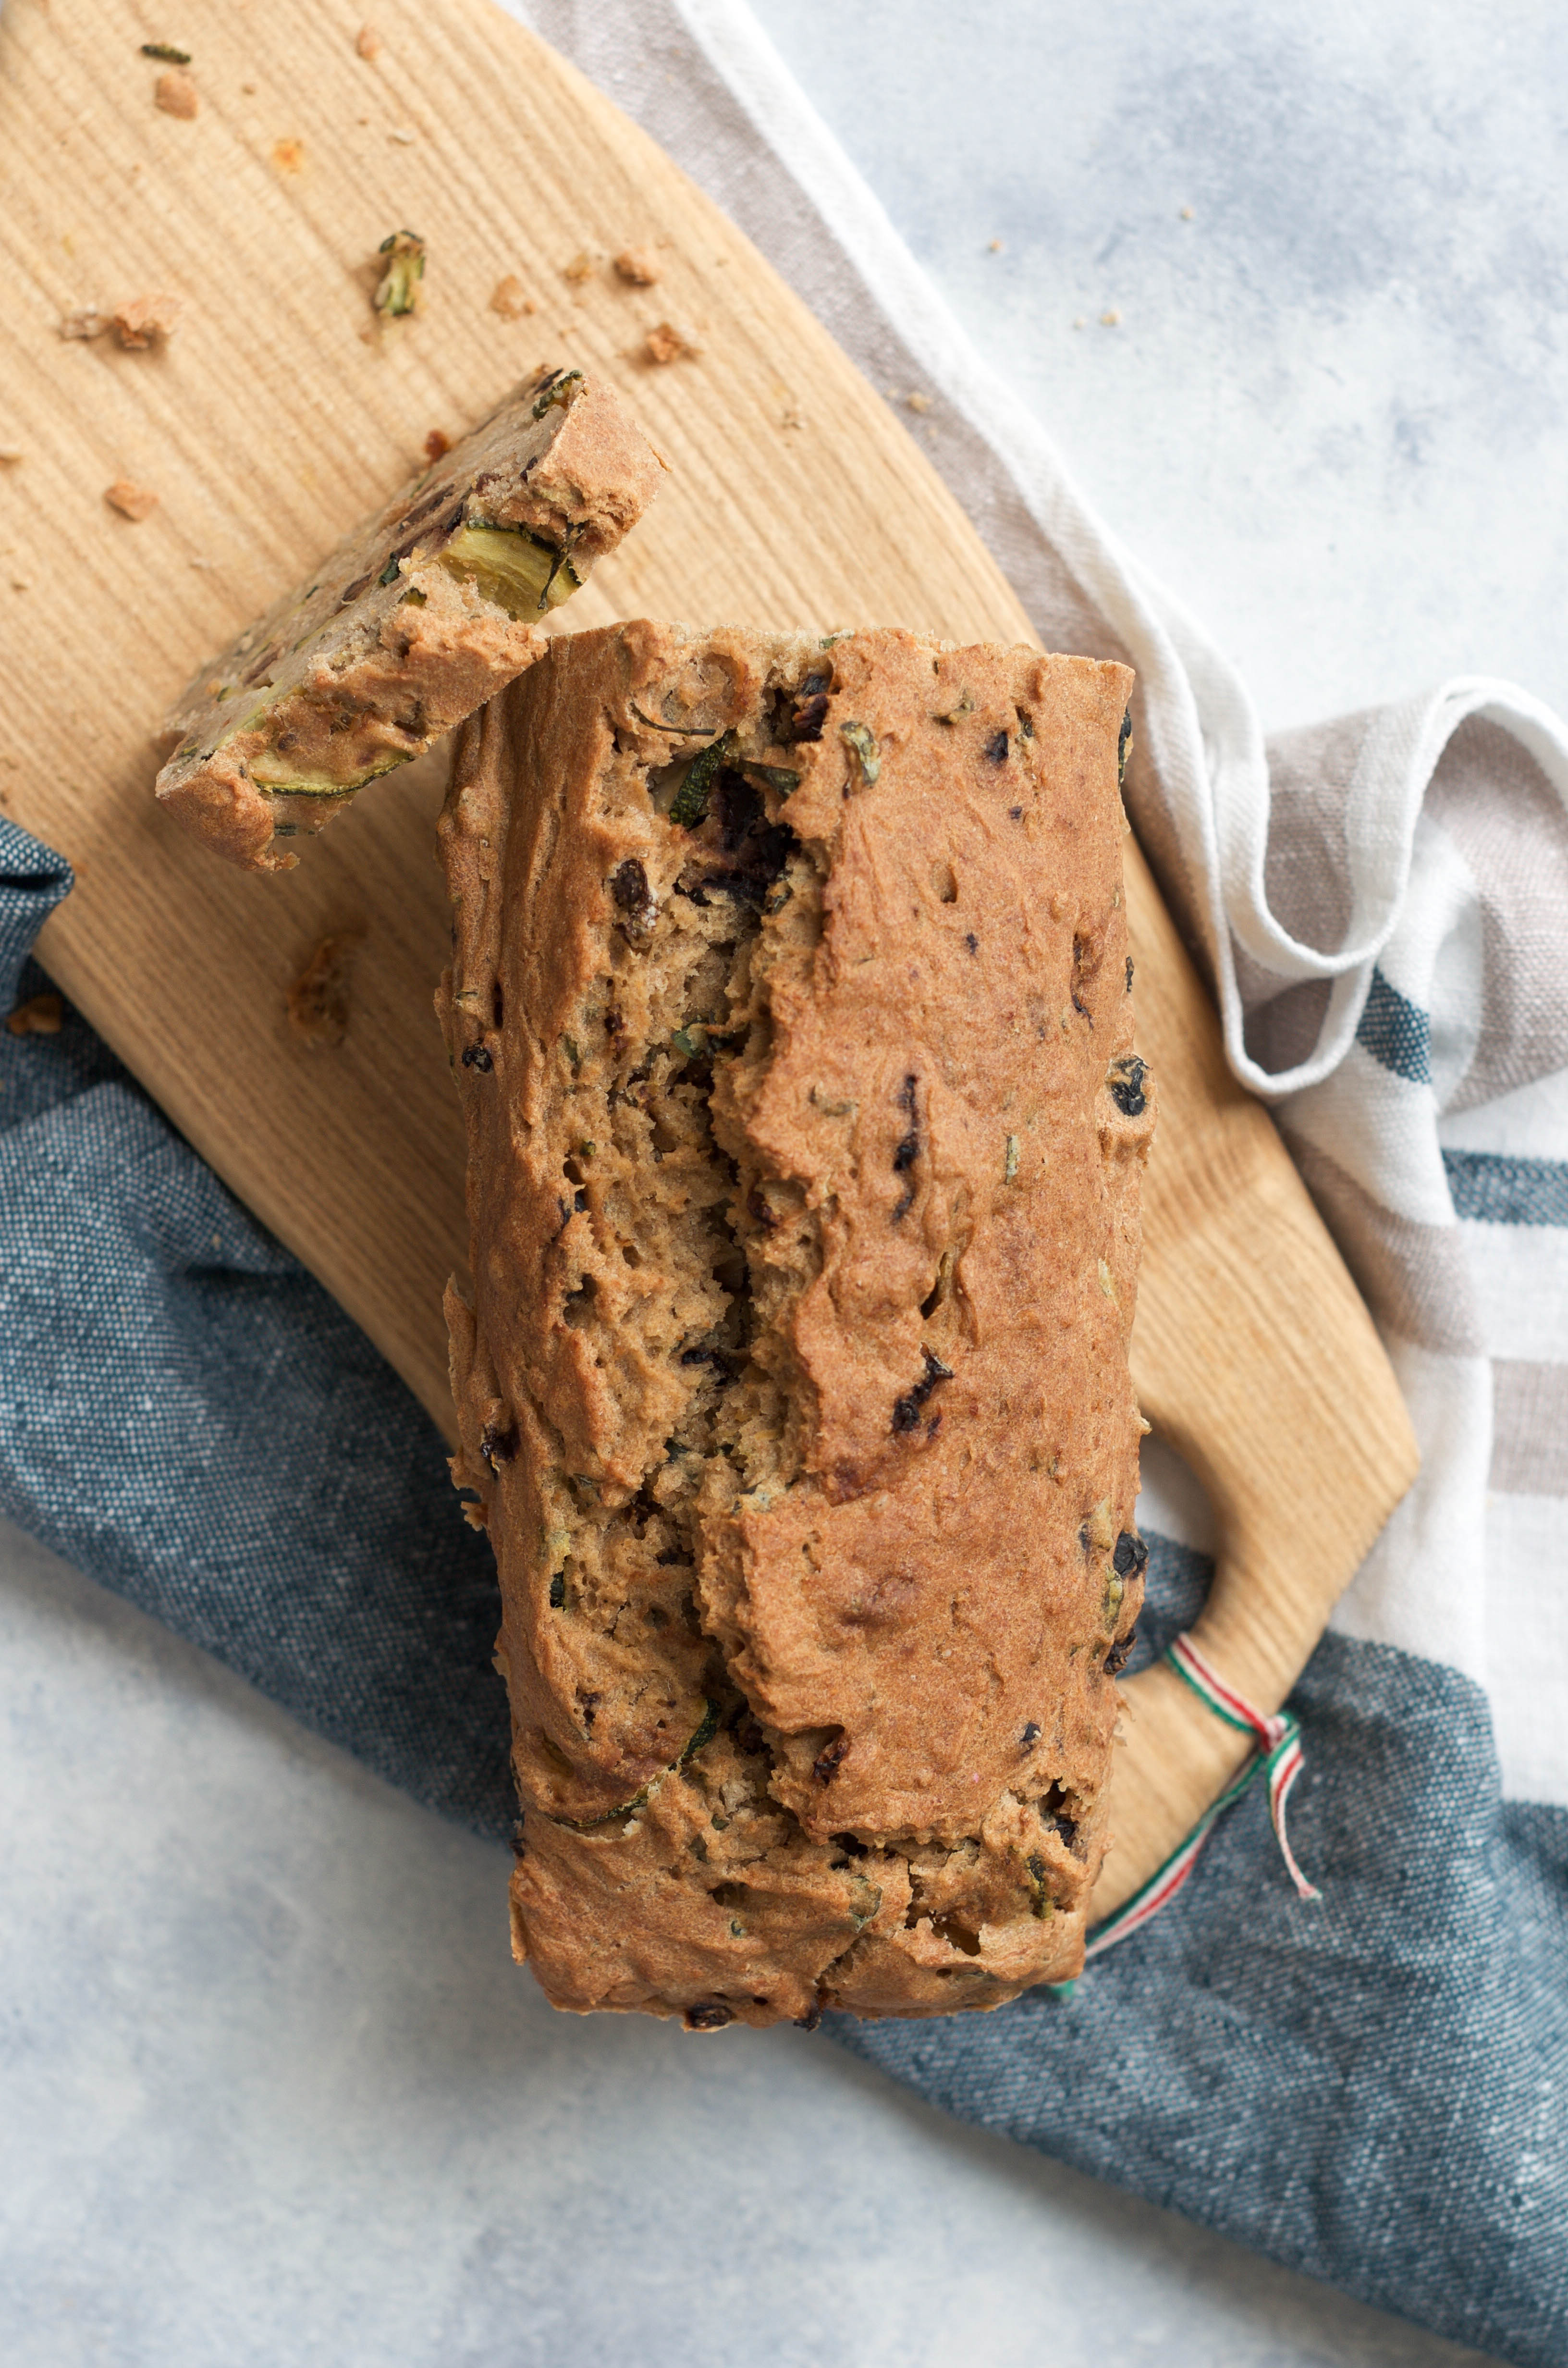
[438,622,1152,2027]
[155,370,665,874]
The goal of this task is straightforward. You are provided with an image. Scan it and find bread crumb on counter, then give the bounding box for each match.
[489,275,536,320]
[154,68,198,118]
[287,934,362,1049]
[613,248,660,286]
[105,480,159,521]
[644,320,700,365]
[61,296,181,348]
[114,293,182,348]
[356,23,383,60]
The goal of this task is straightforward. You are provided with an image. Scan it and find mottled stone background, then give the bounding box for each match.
[755,0,1568,731]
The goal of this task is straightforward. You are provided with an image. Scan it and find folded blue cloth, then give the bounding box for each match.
[3,817,1563,2368]
[0,822,513,1840]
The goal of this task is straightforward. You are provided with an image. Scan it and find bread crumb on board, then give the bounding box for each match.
[562,250,596,284]
[356,23,383,59]
[613,247,659,286]
[424,428,452,462]
[643,320,700,365]
[271,137,305,174]
[105,479,159,521]
[61,296,180,348]
[287,934,362,1049]
[114,292,181,348]
[489,274,536,320]
[154,68,198,119]
[6,992,64,1037]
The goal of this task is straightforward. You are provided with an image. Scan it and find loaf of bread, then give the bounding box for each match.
[156,368,664,873]
[438,620,1153,2026]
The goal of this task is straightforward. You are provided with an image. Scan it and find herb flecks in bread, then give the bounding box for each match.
[156,369,665,873]
[439,622,1153,2026]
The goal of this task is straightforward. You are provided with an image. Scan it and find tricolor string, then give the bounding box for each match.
[1067,1631,1321,1975]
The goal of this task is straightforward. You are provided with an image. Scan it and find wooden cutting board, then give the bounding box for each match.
[0,0,1417,1920]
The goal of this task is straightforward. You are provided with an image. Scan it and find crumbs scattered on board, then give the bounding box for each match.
[115,293,182,348]
[288,936,362,1050]
[105,480,159,522]
[643,320,700,365]
[490,275,537,320]
[61,296,181,348]
[154,68,198,119]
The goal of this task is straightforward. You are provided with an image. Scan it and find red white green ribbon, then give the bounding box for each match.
[1075,1630,1321,1970]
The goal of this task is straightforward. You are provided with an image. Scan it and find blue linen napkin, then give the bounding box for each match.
[0,824,513,1843]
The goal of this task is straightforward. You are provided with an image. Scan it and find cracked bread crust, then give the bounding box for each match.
[438,621,1152,2027]
[156,369,665,873]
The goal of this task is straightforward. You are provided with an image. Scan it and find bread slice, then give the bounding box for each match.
[438,620,1152,2025]
[155,369,664,873]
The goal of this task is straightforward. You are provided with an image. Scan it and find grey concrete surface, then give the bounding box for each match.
[751,0,1568,734]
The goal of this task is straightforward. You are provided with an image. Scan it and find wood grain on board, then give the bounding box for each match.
[0,0,1417,1919]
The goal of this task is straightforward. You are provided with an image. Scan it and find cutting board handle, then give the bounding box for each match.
[1096,841,1419,1918]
